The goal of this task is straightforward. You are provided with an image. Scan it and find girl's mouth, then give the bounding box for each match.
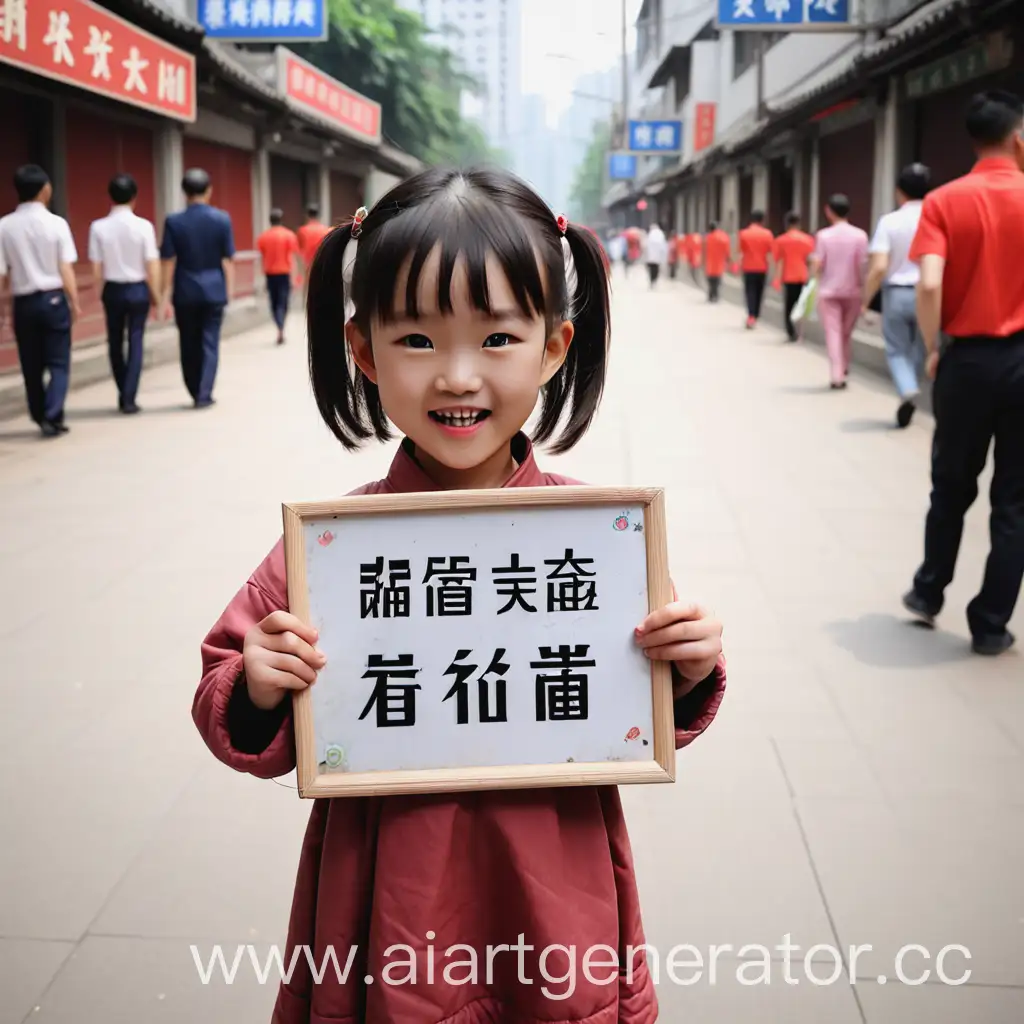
[428,409,491,431]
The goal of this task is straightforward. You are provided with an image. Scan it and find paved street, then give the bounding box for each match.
[1,272,1022,1024]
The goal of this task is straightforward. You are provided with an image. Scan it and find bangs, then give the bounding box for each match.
[350,192,562,328]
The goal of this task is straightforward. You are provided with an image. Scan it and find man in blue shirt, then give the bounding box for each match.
[159,168,235,408]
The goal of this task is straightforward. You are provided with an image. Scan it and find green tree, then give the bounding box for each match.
[292,0,505,168]
[570,120,612,226]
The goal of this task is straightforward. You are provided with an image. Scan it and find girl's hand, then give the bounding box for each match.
[634,601,723,692]
[242,611,326,710]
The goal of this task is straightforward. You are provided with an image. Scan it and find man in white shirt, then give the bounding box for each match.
[644,223,668,288]
[863,163,932,428]
[0,165,80,437]
[89,174,160,414]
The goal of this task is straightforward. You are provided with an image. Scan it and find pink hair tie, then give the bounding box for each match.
[351,206,368,238]
[556,214,568,235]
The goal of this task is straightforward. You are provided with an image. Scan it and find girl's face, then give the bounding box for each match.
[347,247,573,486]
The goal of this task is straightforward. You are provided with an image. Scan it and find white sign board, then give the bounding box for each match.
[283,487,675,798]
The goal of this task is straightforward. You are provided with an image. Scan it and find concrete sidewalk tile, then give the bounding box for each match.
[0,938,74,1024]
[795,797,1024,987]
[855,980,1024,1023]
[29,936,280,1024]
[773,738,886,800]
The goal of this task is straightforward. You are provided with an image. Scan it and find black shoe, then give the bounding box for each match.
[971,631,1015,657]
[902,589,939,627]
[194,398,216,409]
[896,399,916,429]
[830,381,847,390]
[40,421,60,437]
[121,403,141,415]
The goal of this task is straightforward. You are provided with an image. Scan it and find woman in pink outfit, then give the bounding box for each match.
[811,193,869,388]
[192,167,727,1024]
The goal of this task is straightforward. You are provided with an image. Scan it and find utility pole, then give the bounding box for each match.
[620,0,629,147]
[755,31,765,120]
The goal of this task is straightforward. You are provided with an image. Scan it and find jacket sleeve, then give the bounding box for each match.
[191,540,297,779]
[672,654,726,749]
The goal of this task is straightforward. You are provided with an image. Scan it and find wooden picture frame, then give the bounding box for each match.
[282,486,675,799]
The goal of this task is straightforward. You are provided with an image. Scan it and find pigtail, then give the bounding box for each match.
[533,221,611,454]
[306,223,390,450]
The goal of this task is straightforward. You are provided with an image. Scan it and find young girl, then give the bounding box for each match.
[193,167,726,1024]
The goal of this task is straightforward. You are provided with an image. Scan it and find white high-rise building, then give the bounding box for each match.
[398,0,521,155]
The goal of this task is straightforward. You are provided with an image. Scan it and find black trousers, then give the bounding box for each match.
[913,334,1024,637]
[707,276,721,302]
[13,289,71,426]
[103,281,150,408]
[266,273,290,331]
[647,262,660,286]
[744,272,767,319]
[784,282,804,340]
[175,302,224,404]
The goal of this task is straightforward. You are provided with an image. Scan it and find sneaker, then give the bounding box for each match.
[40,421,60,438]
[971,631,1015,657]
[902,589,939,626]
[896,398,916,429]
[745,316,755,329]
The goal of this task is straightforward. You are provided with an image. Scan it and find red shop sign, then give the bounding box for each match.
[693,102,716,153]
[0,0,196,121]
[277,47,381,145]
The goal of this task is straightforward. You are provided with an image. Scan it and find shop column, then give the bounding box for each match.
[155,124,184,228]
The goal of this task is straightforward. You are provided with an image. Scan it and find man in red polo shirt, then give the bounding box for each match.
[773,211,816,342]
[256,208,299,345]
[738,210,774,329]
[903,90,1024,656]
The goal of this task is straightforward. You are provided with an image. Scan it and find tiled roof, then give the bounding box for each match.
[102,0,204,46]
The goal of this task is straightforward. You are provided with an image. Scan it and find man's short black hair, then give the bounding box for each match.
[826,193,851,218]
[307,203,320,217]
[182,168,211,197]
[708,220,718,232]
[14,164,50,203]
[786,211,801,227]
[965,90,1024,147]
[108,173,138,205]
[750,209,765,223]
[270,208,284,225]
[896,162,931,201]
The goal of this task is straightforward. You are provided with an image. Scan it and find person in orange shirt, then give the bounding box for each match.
[902,89,1024,656]
[686,230,703,285]
[296,203,332,289]
[772,212,816,341]
[667,231,680,279]
[703,222,731,303]
[738,210,774,329]
[256,208,299,345]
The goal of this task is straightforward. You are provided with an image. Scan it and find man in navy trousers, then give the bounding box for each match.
[159,168,235,408]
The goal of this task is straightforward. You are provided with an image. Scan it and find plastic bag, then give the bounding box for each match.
[790,279,818,324]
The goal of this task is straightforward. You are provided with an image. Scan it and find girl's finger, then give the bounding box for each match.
[642,640,722,664]
[261,610,319,646]
[265,651,320,686]
[265,630,326,667]
[635,619,718,649]
[261,665,317,692]
[636,602,706,636]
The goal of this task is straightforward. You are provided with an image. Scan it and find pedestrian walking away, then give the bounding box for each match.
[686,230,703,285]
[191,166,726,1024]
[0,164,80,437]
[703,221,730,303]
[645,222,668,287]
[738,210,774,328]
[863,163,931,427]
[88,173,160,414]
[296,203,332,293]
[903,90,1024,657]
[810,194,869,388]
[159,168,235,409]
[772,212,815,341]
[257,208,299,345]
[667,231,680,279]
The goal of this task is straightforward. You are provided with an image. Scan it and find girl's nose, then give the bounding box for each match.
[435,357,483,395]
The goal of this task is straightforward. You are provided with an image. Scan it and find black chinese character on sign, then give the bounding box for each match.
[442,648,510,724]
[360,557,412,619]
[423,556,476,616]
[492,553,538,613]
[544,548,598,613]
[358,654,421,727]
[531,644,595,721]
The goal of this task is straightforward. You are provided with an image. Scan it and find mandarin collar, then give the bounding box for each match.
[382,432,545,492]
[973,156,1020,175]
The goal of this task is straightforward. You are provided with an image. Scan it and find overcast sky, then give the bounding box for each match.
[519,0,643,125]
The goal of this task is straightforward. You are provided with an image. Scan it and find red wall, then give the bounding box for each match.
[182,137,254,251]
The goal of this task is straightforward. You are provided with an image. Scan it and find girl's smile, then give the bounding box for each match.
[428,406,493,434]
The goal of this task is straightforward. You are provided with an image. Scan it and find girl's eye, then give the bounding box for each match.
[483,333,515,348]
[400,334,433,350]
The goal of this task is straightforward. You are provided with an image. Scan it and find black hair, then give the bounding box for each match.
[307,166,610,454]
[108,173,138,205]
[14,164,49,203]
[270,207,284,225]
[826,193,850,218]
[966,90,1024,147]
[307,203,320,217]
[896,162,931,201]
[750,209,765,223]
[785,211,801,227]
[707,221,718,232]
[182,168,211,197]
